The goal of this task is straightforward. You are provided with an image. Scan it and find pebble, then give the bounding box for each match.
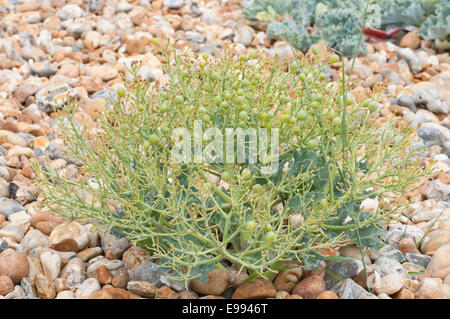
[426,245,450,279]
[20,277,37,297]
[122,246,152,272]
[21,229,50,251]
[49,222,89,252]
[56,5,85,21]
[400,32,421,50]
[413,88,450,115]
[133,261,162,286]
[0,249,29,284]
[127,280,158,298]
[0,198,26,218]
[96,264,113,285]
[101,232,130,259]
[292,275,326,299]
[84,288,137,299]
[316,290,339,299]
[393,287,415,299]
[0,223,24,242]
[35,272,56,299]
[273,264,303,293]
[77,247,103,262]
[398,237,420,255]
[415,278,443,299]
[374,272,405,295]
[332,278,367,299]
[55,290,75,299]
[385,225,424,244]
[190,269,228,296]
[405,253,432,268]
[232,278,276,299]
[421,228,450,253]
[398,48,423,74]
[324,260,363,289]
[111,268,129,289]
[163,0,185,9]
[0,275,14,296]
[237,26,255,46]
[75,278,101,298]
[40,251,61,282]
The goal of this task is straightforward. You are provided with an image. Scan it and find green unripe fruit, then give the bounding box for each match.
[253,184,262,192]
[290,62,298,72]
[306,139,316,149]
[213,96,222,105]
[265,231,276,242]
[246,221,257,232]
[242,168,252,180]
[221,171,232,182]
[174,95,184,105]
[259,111,268,120]
[148,134,159,145]
[159,104,169,113]
[240,55,248,62]
[117,87,126,98]
[236,96,245,105]
[249,50,258,59]
[198,107,207,114]
[369,101,379,112]
[212,72,220,81]
[264,224,272,231]
[312,46,319,55]
[239,111,248,121]
[220,101,229,109]
[202,53,209,60]
[151,38,158,46]
[280,114,290,123]
[241,79,250,88]
[224,91,232,100]
[296,110,307,121]
[330,54,339,64]
[333,117,342,127]
[181,70,189,78]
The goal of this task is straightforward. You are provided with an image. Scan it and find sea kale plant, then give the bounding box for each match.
[36,44,429,284]
[244,0,449,56]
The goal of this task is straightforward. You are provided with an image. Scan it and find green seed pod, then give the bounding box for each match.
[174,95,184,105]
[265,231,276,242]
[117,87,126,98]
[148,134,159,145]
[330,54,339,64]
[246,221,257,232]
[221,171,232,182]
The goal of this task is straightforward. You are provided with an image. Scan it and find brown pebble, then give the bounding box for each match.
[292,275,326,299]
[97,264,113,286]
[316,290,339,299]
[0,275,14,296]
